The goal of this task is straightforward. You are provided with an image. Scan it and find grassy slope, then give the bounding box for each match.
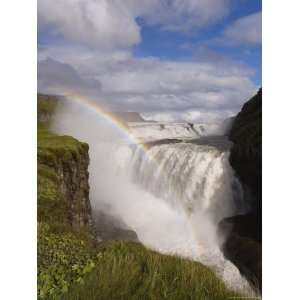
[65,241,240,300]
[37,96,242,299]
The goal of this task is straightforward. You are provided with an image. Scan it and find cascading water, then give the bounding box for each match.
[127,143,242,221]
[52,100,256,295]
[111,141,254,293]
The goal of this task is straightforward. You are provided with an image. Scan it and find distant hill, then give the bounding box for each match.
[38,94,145,124]
[110,111,145,123]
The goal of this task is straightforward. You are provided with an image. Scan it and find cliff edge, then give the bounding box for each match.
[219,88,262,291]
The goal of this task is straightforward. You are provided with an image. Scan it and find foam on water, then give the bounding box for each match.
[108,142,255,294]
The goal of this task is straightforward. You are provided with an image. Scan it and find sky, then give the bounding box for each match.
[37,0,261,123]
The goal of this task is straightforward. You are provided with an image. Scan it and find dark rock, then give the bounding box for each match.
[93,210,138,242]
[222,117,235,136]
[223,233,262,291]
[218,213,261,290]
[219,88,262,291]
[219,213,260,242]
[143,139,182,149]
[229,88,262,236]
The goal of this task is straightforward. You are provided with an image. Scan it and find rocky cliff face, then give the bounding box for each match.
[229,88,262,231]
[37,95,97,298]
[38,93,93,229]
[219,88,262,291]
[38,126,93,229]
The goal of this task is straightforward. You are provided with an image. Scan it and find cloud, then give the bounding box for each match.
[38,46,257,122]
[37,2,259,122]
[38,0,231,50]
[128,0,231,33]
[215,12,262,46]
[38,0,141,50]
[38,57,102,95]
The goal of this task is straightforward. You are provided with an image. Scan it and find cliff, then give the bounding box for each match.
[38,124,92,228]
[37,96,97,299]
[229,88,262,228]
[219,88,262,291]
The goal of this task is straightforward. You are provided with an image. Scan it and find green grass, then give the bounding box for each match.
[65,241,241,300]
[38,123,89,163]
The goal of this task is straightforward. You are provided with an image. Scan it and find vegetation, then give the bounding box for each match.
[38,223,97,299]
[65,241,241,300]
[38,123,90,222]
[38,123,96,299]
[37,96,95,299]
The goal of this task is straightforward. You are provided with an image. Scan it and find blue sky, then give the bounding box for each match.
[38,0,262,122]
[134,1,261,84]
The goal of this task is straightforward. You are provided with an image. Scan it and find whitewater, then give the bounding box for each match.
[110,139,253,293]
[52,102,256,295]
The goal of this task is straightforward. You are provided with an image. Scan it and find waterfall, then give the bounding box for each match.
[110,141,254,294]
[127,143,243,221]
[51,101,255,294]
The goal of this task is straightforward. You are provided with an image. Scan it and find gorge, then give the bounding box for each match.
[37,89,261,299]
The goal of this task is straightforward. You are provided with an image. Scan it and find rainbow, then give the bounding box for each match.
[59,91,158,160]
[57,91,205,252]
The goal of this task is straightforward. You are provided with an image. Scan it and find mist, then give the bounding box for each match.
[51,98,253,292]
[51,98,215,257]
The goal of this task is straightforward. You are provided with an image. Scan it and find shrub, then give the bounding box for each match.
[38,223,97,299]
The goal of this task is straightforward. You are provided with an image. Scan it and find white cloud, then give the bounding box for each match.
[38,46,257,122]
[37,1,259,122]
[217,12,262,46]
[38,0,141,49]
[38,57,102,95]
[38,0,231,50]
